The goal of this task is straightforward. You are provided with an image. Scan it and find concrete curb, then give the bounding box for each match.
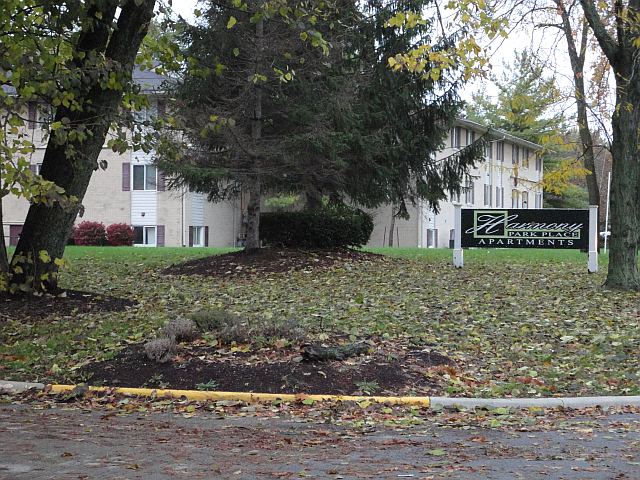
[3,381,640,409]
[430,396,640,409]
[0,380,45,394]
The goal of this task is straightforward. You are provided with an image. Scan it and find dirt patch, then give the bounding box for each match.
[0,290,136,323]
[162,248,386,278]
[83,345,452,396]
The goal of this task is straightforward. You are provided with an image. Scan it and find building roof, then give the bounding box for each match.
[133,66,170,93]
[456,118,542,151]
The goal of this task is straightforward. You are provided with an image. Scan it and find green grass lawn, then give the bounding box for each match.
[2,246,639,398]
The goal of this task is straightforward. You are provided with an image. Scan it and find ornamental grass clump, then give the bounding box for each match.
[163,317,200,343]
[144,337,176,364]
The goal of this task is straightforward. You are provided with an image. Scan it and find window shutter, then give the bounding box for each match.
[9,225,23,247]
[122,163,130,191]
[204,226,209,247]
[157,225,165,247]
[157,99,166,117]
[188,226,193,247]
[27,102,37,129]
[157,170,165,191]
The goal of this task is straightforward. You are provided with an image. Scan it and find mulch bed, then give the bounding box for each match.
[162,248,387,278]
[83,345,453,396]
[0,290,136,323]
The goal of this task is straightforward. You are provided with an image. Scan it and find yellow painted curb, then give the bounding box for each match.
[47,384,430,407]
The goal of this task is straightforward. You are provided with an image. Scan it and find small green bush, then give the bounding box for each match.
[189,308,237,332]
[260,205,373,249]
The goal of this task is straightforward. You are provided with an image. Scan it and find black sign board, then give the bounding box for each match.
[461,209,590,249]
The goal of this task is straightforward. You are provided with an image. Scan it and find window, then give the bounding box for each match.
[132,164,157,190]
[495,186,504,207]
[466,129,475,146]
[496,141,504,162]
[451,127,463,148]
[522,191,529,208]
[464,175,475,205]
[535,192,543,208]
[134,226,156,246]
[523,149,530,168]
[191,226,204,247]
[511,189,519,208]
[484,184,492,206]
[486,142,493,160]
[483,169,492,206]
[512,145,520,165]
[535,155,542,172]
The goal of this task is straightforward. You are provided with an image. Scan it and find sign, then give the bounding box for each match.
[461,209,589,249]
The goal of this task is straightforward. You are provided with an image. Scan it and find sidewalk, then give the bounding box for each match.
[2,403,640,479]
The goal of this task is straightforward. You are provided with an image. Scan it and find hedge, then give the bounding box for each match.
[260,206,373,248]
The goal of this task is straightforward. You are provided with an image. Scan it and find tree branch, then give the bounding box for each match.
[578,0,619,67]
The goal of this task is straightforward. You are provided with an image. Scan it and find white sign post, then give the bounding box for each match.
[453,203,463,268]
[588,205,598,273]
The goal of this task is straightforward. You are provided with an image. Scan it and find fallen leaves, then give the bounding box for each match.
[1,247,639,399]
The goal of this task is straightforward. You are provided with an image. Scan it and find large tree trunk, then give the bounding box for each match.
[9,0,155,293]
[605,81,640,289]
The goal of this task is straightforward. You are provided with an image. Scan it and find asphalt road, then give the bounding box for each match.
[1,404,640,479]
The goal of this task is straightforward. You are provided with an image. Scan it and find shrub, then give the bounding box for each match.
[190,308,308,347]
[72,221,106,246]
[163,317,200,343]
[106,223,135,246]
[189,308,236,332]
[144,337,176,363]
[260,205,373,248]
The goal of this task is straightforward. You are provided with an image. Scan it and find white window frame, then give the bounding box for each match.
[496,141,504,162]
[511,189,519,208]
[132,164,157,191]
[133,226,157,247]
[464,175,475,205]
[535,192,543,208]
[192,226,204,247]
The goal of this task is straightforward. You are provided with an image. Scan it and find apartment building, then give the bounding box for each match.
[3,68,242,248]
[4,71,542,249]
[367,118,543,248]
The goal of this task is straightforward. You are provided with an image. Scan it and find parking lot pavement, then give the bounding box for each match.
[2,403,640,479]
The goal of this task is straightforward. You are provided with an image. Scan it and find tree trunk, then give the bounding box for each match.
[244,17,263,251]
[605,81,640,289]
[556,10,600,211]
[305,189,323,210]
[9,0,155,293]
[245,176,261,250]
[388,208,396,247]
[0,199,9,278]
